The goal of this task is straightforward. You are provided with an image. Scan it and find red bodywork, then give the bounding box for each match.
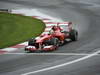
[52,28,66,41]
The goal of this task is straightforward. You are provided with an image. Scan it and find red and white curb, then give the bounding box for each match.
[0,9,61,54]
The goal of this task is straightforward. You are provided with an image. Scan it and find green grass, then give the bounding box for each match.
[0,12,45,49]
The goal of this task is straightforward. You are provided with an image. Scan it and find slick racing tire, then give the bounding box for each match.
[50,38,60,46]
[70,29,78,41]
[28,38,36,46]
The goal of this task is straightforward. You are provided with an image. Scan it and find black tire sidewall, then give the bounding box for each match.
[70,29,78,41]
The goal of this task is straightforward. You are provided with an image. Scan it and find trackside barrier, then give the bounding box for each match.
[0,9,11,13]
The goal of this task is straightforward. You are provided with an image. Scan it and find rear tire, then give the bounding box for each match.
[69,29,78,41]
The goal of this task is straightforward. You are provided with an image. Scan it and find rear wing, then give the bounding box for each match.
[58,22,73,31]
[45,22,72,27]
[43,22,73,34]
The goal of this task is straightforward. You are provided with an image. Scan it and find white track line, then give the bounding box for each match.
[21,49,100,75]
[3,53,100,55]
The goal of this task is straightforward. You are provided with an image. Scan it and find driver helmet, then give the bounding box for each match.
[52,25,58,30]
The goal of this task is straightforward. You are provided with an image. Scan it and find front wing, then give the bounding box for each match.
[25,45,57,52]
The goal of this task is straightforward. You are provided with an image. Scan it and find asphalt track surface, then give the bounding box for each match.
[0,0,100,75]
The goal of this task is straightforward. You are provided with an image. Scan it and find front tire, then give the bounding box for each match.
[52,38,60,46]
[28,38,36,46]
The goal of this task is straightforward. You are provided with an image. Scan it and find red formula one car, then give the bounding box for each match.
[25,22,78,52]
